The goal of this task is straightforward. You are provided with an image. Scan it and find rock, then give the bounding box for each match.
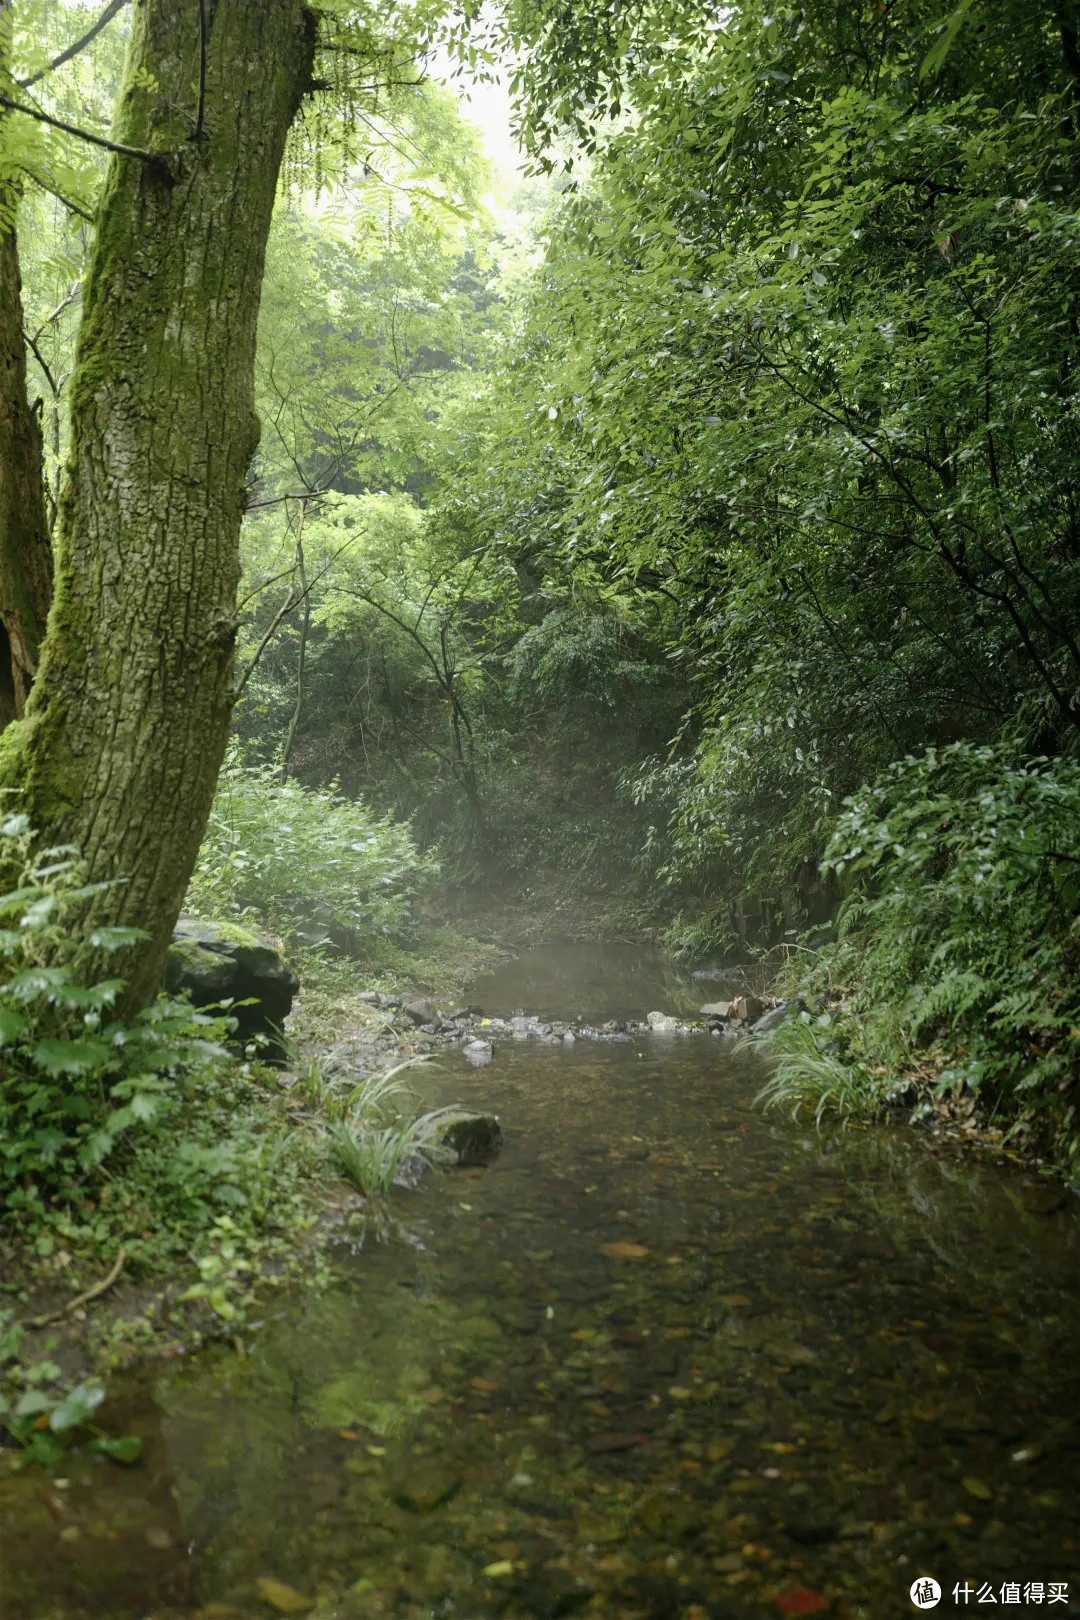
[389,1465,462,1512]
[255,1578,313,1615]
[885,1077,919,1109]
[464,1038,493,1066]
[751,1000,797,1035]
[427,1109,502,1165]
[403,997,438,1026]
[699,1001,733,1018]
[730,994,765,1023]
[1018,1184,1069,1216]
[166,918,299,1045]
[646,1010,680,1031]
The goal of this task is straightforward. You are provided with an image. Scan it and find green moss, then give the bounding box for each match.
[191,918,262,949]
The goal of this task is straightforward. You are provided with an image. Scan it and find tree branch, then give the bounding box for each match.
[17,163,94,221]
[19,0,129,90]
[0,95,166,172]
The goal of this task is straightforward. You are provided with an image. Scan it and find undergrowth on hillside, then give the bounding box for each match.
[755,744,1080,1181]
[188,754,438,949]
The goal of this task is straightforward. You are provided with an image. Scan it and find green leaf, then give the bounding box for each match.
[920,0,980,78]
[0,1006,27,1043]
[14,1389,52,1418]
[50,1380,106,1433]
[88,926,150,950]
[87,1434,143,1466]
[30,1039,110,1077]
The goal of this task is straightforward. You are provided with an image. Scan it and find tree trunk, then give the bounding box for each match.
[0,0,316,1008]
[0,31,54,728]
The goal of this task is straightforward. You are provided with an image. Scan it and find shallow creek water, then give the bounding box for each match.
[2,945,1079,1620]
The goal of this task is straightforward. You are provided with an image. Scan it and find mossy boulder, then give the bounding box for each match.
[165,916,299,1044]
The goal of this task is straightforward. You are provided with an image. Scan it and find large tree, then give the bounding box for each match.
[0,0,440,1007]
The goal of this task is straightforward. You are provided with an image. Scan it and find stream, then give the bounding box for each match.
[2,944,1078,1619]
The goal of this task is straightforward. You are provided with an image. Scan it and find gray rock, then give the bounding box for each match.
[751,1001,797,1036]
[730,994,765,1023]
[464,1038,493,1066]
[646,1010,680,1032]
[700,1000,733,1019]
[165,917,299,1045]
[403,997,438,1026]
[427,1109,502,1165]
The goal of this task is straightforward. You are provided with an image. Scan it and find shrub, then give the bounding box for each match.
[188,755,438,947]
[786,742,1080,1171]
[754,1012,881,1126]
[0,818,232,1220]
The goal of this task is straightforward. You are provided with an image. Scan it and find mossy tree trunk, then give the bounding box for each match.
[0,5,54,728]
[0,0,316,1008]
[0,181,52,729]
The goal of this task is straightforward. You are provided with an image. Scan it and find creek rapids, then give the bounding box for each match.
[1,945,1078,1619]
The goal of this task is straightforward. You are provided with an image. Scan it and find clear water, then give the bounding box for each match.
[2,947,1078,1619]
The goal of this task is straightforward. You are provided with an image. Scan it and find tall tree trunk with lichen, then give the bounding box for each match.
[0,184,52,729]
[0,0,316,1008]
[0,2,54,728]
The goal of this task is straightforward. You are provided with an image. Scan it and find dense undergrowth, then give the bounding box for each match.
[0,806,468,1464]
[189,755,439,955]
[755,743,1080,1184]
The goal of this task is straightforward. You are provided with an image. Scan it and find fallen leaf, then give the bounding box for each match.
[482,1560,515,1578]
[145,1527,172,1549]
[571,1329,597,1341]
[421,1387,445,1405]
[256,1578,314,1614]
[470,1378,501,1392]
[599,1241,649,1260]
[775,1588,829,1615]
[962,1476,993,1501]
[338,1429,360,1441]
[720,1293,752,1308]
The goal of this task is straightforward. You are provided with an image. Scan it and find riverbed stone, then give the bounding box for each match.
[699,1001,733,1018]
[646,1010,680,1031]
[403,997,438,1026]
[751,1000,797,1035]
[428,1109,502,1164]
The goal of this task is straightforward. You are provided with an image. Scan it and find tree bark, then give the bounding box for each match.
[0,180,53,728]
[0,0,316,1008]
[0,0,54,727]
